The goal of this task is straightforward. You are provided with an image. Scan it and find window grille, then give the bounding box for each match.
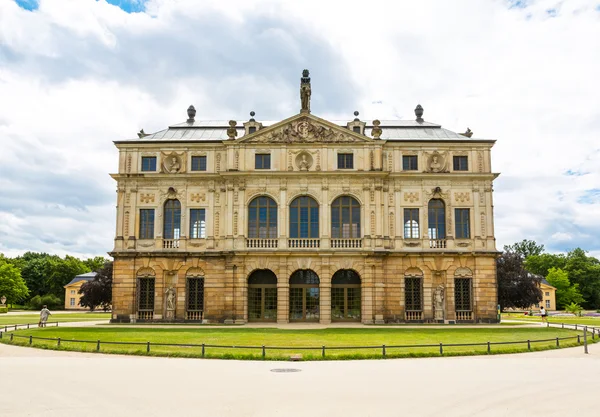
[139,209,155,239]
[186,277,204,320]
[405,277,423,311]
[454,278,472,311]
[137,277,155,319]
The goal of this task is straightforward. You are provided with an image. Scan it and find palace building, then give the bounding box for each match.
[109,70,500,324]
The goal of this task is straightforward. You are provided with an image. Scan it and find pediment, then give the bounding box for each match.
[237,113,374,144]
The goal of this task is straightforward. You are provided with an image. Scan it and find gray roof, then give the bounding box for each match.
[541,278,554,287]
[65,272,97,286]
[119,116,485,143]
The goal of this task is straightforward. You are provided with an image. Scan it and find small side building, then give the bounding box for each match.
[64,272,97,310]
[539,279,557,311]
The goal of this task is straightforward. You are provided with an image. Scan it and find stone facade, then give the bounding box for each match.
[110,71,500,324]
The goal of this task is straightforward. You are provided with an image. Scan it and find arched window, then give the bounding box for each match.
[163,199,181,239]
[331,270,361,321]
[289,196,319,238]
[289,270,320,321]
[248,197,277,238]
[428,199,446,240]
[331,196,361,238]
[248,270,278,322]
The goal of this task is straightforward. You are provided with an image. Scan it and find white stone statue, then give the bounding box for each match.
[434,285,444,321]
[169,156,181,173]
[166,287,176,311]
[298,154,310,171]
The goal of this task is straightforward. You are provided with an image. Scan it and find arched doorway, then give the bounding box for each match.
[331,270,361,321]
[248,270,277,322]
[289,270,320,321]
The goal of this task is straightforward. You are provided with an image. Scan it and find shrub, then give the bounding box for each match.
[29,294,62,310]
[0,306,8,314]
[565,302,583,317]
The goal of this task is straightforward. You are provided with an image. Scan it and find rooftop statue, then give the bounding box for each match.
[300,69,311,113]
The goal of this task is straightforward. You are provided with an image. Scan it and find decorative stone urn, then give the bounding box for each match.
[0,295,6,306]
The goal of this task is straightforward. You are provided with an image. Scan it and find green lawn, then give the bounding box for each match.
[1,327,589,360]
[0,313,110,326]
[502,313,600,327]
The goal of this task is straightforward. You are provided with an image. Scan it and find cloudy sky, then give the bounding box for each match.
[1,0,599,260]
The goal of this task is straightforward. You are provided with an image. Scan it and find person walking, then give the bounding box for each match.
[39,305,51,328]
[540,306,548,324]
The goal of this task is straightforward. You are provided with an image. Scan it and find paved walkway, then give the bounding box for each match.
[0,339,598,417]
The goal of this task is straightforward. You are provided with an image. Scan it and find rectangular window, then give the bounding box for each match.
[402,155,418,171]
[352,126,361,133]
[141,156,157,172]
[545,300,550,308]
[455,278,472,311]
[248,126,257,134]
[70,298,75,306]
[405,277,423,311]
[404,208,420,238]
[137,278,155,311]
[139,209,155,239]
[453,155,468,171]
[545,291,550,296]
[255,154,271,169]
[70,290,75,295]
[337,153,354,169]
[186,277,205,312]
[189,209,206,239]
[455,208,470,239]
[191,156,207,171]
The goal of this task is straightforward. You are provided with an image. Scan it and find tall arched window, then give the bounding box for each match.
[248,197,277,238]
[428,199,446,240]
[289,196,319,238]
[289,270,320,321]
[331,270,361,321]
[163,199,181,239]
[331,196,361,238]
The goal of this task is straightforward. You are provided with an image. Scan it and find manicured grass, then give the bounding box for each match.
[502,313,600,327]
[0,313,110,326]
[1,327,589,360]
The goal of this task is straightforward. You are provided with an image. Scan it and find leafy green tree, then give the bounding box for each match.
[504,240,545,259]
[546,267,584,309]
[524,253,567,277]
[497,252,542,310]
[0,256,30,305]
[83,256,110,272]
[564,248,600,309]
[79,262,113,311]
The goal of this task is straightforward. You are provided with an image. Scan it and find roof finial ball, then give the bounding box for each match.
[187,105,196,123]
[353,111,360,121]
[249,111,256,122]
[415,104,424,123]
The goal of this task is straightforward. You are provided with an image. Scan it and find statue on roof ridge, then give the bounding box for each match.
[300,69,311,113]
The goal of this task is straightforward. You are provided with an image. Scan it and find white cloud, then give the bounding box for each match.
[0,0,599,258]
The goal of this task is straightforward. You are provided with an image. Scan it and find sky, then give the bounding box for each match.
[1,0,599,260]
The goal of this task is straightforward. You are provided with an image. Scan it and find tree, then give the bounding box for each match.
[563,249,600,309]
[79,262,113,311]
[546,267,584,309]
[524,253,567,277]
[497,251,542,310]
[83,256,110,272]
[0,257,29,305]
[504,239,545,259]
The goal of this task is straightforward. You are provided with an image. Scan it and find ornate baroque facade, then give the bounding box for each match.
[110,70,500,324]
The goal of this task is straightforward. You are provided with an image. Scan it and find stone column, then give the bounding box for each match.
[277,280,289,324]
[319,260,331,324]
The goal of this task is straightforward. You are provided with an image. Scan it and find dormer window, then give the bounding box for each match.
[249,126,257,134]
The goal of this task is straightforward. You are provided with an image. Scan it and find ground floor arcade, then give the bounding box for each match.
[110,254,499,324]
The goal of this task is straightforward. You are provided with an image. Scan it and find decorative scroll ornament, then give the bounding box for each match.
[140,193,155,204]
[455,192,470,203]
